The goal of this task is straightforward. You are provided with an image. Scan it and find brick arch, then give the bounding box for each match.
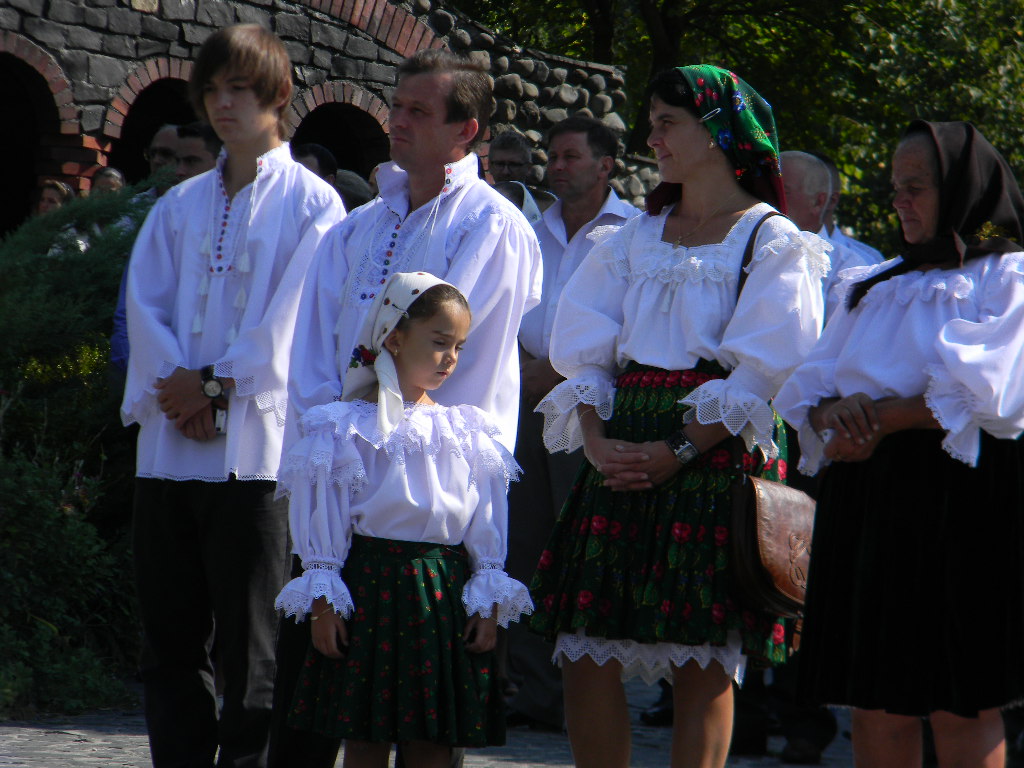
[0,30,77,135]
[102,56,193,140]
[296,0,444,57]
[287,81,390,135]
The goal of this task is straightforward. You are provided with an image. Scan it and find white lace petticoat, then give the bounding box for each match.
[553,629,747,686]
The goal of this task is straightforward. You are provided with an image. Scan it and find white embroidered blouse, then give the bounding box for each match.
[537,203,830,458]
[274,400,534,627]
[122,143,344,481]
[774,252,1024,474]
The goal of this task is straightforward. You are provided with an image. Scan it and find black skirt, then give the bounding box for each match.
[798,429,1024,716]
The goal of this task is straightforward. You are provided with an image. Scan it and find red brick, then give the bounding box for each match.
[145,59,160,83]
[350,0,365,27]
[396,14,417,52]
[110,97,129,116]
[302,90,317,112]
[330,0,346,17]
[126,74,143,94]
[58,104,78,121]
[156,58,170,78]
[366,1,390,38]
[359,0,377,30]
[53,87,73,106]
[430,36,446,50]
[102,121,122,139]
[106,109,125,127]
[80,136,112,152]
[60,121,80,136]
[180,61,193,79]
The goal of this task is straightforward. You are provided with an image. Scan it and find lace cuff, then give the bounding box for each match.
[462,569,534,628]
[924,363,981,466]
[468,447,522,492]
[214,360,287,427]
[535,373,616,454]
[795,422,828,477]
[679,378,778,459]
[274,563,355,622]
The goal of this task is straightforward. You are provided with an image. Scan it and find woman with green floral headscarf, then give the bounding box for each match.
[527,65,830,767]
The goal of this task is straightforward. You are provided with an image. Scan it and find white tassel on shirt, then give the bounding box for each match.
[226,326,238,345]
[233,286,247,309]
[191,310,203,334]
[200,233,211,255]
[198,273,210,296]
[237,250,251,273]
[661,287,674,313]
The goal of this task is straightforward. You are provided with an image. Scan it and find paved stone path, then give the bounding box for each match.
[0,682,853,767]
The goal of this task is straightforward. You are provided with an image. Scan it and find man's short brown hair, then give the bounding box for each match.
[397,49,494,150]
[189,24,293,139]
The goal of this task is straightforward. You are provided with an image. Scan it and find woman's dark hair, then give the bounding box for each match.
[40,179,75,205]
[648,68,701,120]
[395,283,471,332]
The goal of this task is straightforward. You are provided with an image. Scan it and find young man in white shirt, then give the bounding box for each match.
[509,115,638,731]
[122,24,343,768]
[270,48,542,767]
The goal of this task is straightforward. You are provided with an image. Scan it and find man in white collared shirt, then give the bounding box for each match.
[507,116,638,730]
[123,25,343,768]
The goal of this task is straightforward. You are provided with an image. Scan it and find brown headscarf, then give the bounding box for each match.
[848,120,1024,308]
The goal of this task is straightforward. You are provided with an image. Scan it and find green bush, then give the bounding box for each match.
[0,185,158,716]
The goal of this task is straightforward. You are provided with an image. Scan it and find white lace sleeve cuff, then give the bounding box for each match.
[680,377,778,459]
[274,561,355,622]
[462,567,535,628]
[924,363,981,466]
[214,360,287,428]
[535,373,616,454]
[796,422,828,477]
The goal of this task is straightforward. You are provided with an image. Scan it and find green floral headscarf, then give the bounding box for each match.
[646,64,786,215]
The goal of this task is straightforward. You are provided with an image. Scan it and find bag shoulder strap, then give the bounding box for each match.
[735,211,784,300]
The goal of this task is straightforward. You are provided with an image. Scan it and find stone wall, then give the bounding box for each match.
[0,0,656,226]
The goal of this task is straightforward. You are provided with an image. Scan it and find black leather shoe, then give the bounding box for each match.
[781,737,823,765]
[639,700,673,727]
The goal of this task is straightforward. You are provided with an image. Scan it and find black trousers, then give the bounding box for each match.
[133,477,289,768]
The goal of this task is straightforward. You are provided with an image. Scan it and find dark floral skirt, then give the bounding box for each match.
[528,360,789,666]
[799,429,1024,716]
[289,535,505,746]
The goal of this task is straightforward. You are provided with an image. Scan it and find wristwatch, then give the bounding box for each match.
[200,365,224,399]
[665,429,700,465]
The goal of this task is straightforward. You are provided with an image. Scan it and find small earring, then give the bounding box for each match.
[708,139,717,149]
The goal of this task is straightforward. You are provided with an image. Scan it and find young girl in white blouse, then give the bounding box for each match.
[275,271,532,768]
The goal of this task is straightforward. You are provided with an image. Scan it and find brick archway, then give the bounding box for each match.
[102,57,193,140]
[0,30,76,135]
[296,0,443,57]
[288,80,390,135]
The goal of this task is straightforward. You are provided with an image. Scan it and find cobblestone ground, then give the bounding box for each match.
[0,681,853,767]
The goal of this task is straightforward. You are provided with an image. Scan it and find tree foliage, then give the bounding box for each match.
[449,0,1024,253]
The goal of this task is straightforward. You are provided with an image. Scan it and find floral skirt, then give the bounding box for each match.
[528,360,789,667]
[798,429,1024,717]
[288,535,505,746]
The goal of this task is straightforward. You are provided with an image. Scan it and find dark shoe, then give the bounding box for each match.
[781,737,822,765]
[639,700,673,727]
[505,708,562,732]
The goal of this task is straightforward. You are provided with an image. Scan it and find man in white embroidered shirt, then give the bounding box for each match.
[270,48,542,766]
[121,25,343,768]
[508,115,638,731]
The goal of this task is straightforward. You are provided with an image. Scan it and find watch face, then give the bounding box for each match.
[203,379,223,398]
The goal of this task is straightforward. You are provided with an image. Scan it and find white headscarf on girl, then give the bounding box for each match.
[340,271,457,438]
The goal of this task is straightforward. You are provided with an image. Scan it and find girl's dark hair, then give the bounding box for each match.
[395,283,471,331]
[648,68,701,120]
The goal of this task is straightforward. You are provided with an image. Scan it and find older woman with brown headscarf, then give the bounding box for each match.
[527,65,830,768]
[776,120,1024,767]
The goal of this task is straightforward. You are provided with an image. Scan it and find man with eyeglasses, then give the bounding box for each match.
[488,131,555,223]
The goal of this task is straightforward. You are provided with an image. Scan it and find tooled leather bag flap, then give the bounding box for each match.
[748,476,815,605]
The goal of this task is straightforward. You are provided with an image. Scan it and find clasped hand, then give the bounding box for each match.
[583,434,681,491]
[817,392,886,462]
[155,367,224,442]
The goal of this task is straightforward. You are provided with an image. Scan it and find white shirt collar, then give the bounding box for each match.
[377,152,481,219]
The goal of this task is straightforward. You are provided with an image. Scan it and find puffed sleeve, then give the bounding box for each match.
[458,409,533,627]
[925,252,1024,465]
[274,403,365,621]
[535,223,632,453]
[121,195,188,427]
[774,293,861,476]
[681,219,830,458]
[435,205,543,453]
[213,188,344,429]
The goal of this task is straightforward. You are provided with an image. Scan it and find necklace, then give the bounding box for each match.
[673,189,743,247]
